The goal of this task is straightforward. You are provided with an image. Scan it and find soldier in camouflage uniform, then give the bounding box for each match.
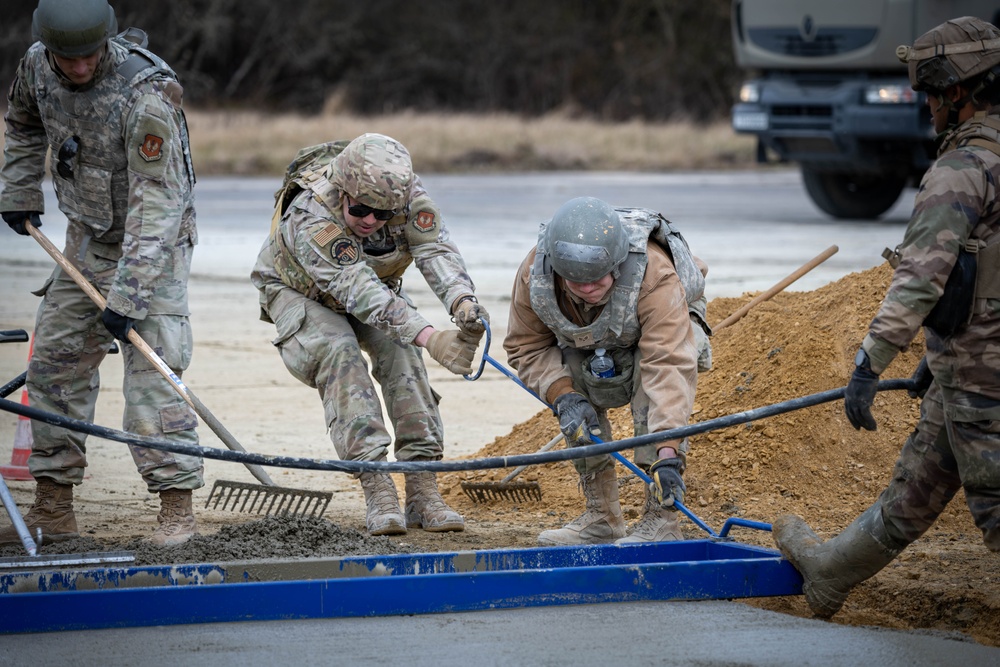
[504,197,711,546]
[774,16,1000,619]
[0,0,202,547]
[251,133,488,536]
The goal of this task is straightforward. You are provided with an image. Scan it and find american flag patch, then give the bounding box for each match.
[313,223,344,246]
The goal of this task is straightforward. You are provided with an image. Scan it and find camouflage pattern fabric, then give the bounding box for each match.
[876,384,1000,551]
[0,37,202,490]
[858,109,1000,552]
[251,134,479,463]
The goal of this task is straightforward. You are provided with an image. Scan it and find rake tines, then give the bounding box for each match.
[461,480,542,503]
[205,480,333,518]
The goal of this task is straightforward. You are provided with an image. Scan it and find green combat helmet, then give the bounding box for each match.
[545,197,629,283]
[32,0,118,58]
[331,133,413,213]
[897,16,1000,94]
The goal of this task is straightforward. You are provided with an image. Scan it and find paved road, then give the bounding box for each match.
[6,170,996,664]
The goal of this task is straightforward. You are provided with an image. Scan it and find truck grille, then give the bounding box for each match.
[748,28,878,57]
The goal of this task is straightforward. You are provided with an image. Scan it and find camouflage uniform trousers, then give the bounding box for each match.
[561,347,689,476]
[875,382,1000,552]
[27,228,203,492]
[266,286,444,464]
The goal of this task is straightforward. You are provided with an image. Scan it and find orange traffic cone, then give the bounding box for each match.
[2,336,34,481]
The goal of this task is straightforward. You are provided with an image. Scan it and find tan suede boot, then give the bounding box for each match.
[615,485,683,544]
[404,471,464,532]
[0,478,78,546]
[772,505,904,618]
[359,471,407,536]
[538,467,626,546]
[150,489,198,547]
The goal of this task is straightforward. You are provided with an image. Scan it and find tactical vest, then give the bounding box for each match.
[529,207,708,351]
[34,38,185,243]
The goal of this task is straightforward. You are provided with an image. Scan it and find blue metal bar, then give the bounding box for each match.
[719,518,774,538]
[0,541,801,633]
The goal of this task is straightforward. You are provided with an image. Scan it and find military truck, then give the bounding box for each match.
[731,0,1000,219]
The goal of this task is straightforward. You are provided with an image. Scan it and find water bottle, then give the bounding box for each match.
[590,348,615,378]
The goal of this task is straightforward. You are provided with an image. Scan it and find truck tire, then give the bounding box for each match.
[801,168,907,220]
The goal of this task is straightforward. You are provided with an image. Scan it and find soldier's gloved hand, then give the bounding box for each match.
[649,457,685,509]
[2,211,41,236]
[554,392,601,446]
[908,356,933,399]
[101,307,135,344]
[425,329,478,375]
[845,350,879,431]
[453,296,489,337]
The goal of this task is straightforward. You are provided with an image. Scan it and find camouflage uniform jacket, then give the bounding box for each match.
[252,175,477,345]
[505,240,699,436]
[864,108,1000,398]
[0,37,197,320]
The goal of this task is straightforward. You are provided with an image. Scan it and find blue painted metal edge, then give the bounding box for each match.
[0,540,802,633]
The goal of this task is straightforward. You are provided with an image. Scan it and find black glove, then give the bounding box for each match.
[553,392,601,447]
[649,457,685,508]
[101,307,135,344]
[908,356,933,399]
[2,211,41,236]
[844,350,879,431]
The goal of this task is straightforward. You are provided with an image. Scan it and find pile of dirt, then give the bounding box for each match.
[438,262,1000,646]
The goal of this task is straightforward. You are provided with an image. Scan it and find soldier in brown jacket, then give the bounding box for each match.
[504,197,710,546]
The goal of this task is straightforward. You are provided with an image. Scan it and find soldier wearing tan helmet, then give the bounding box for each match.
[0,0,201,547]
[252,133,488,536]
[774,16,1000,619]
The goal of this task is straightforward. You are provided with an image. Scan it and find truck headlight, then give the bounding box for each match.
[739,82,760,104]
[865,84,918,104]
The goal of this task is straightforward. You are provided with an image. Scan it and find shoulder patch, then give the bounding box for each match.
[330,237,361,265]
[139,134,163,161]
[414,211,436,232]
[312,222,344,247]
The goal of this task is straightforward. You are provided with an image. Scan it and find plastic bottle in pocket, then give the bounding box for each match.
[590,348,615,378]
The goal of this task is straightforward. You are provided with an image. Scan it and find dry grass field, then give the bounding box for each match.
[185,110,758,175]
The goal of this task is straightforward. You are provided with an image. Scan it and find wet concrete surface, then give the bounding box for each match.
[1,598,994,666]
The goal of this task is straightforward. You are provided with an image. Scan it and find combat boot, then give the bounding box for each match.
[615,485,683,544]
[0,478,78,546]
[150,489,198,547]
[772,504,904,618]
[359,471,407,536]
[404,471,464,532]
[538,467,625,546]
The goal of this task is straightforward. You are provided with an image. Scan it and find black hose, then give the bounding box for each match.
[0,379,915,474]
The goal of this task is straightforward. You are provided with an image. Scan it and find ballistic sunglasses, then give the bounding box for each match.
[348,202,398,221]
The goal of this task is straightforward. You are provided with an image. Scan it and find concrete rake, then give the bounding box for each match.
[205,480,332,518]
[461,433,561,503]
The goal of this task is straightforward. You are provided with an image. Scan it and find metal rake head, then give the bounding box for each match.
[460,480,542,503]
[205,480,333,518]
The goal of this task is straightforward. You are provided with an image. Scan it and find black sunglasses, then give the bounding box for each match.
[348,202,397,221]
[57,135,80,180]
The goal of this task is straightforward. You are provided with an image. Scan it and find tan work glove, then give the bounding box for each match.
[425,329,479,375]
[452,295,489,337]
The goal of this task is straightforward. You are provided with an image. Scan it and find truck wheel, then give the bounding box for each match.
[801,168,907,219]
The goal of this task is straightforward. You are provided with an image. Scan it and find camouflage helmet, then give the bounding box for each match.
[896,16,1000,92]
[331,133,413,212]
[544,197,629,283]
[32,0,117,58]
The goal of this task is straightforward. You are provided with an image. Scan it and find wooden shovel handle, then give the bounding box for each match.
[26,221,274,486]
[714,245,839,331]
